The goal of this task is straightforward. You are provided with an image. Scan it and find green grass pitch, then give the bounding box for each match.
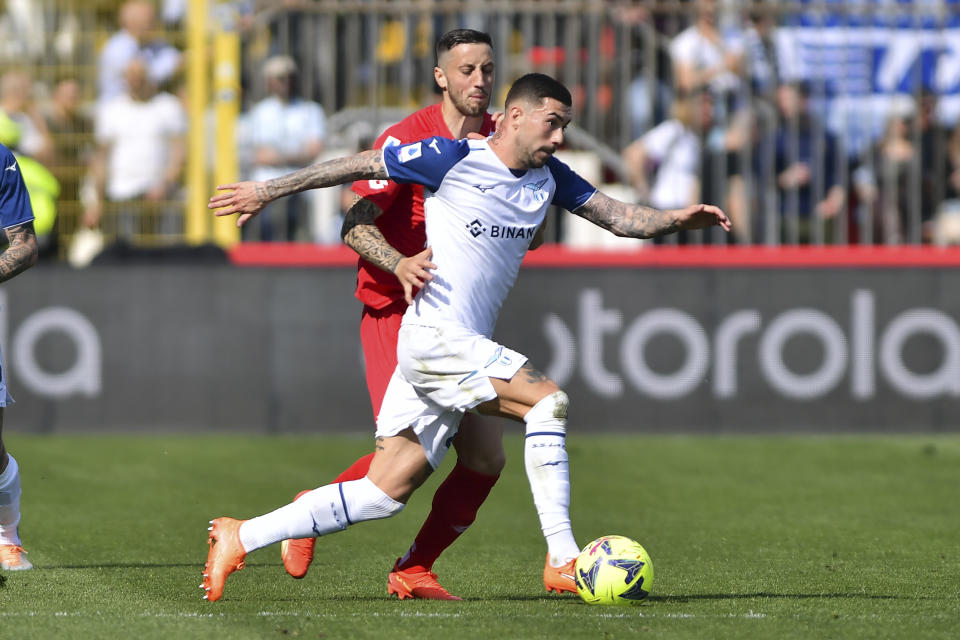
[1,433,958,639]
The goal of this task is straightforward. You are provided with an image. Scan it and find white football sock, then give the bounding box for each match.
[0,454,22,546]
[238,477,404,552]
[524,392,580,564]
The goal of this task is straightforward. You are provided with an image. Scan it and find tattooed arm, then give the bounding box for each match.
[208,149,387,227]
[0,222,38,283]
[573,191,731,239]
[341,196,401,271]
[341,196,436,305]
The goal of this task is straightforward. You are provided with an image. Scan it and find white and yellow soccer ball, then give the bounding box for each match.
[574,535,654,605]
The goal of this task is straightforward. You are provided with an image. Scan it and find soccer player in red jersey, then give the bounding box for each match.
[278,29,562,600]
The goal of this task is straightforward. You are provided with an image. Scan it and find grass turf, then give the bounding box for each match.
[1,433,958,639]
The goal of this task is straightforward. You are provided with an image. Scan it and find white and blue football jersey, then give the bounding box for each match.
[384,137,596,337]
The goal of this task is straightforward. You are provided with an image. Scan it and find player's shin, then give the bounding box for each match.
[0,454,22,545]
[523,391,579,564]
[238,477,404,552]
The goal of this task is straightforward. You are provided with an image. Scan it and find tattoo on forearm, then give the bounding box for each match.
[521,363,549,385]
[0,222,38,282]
[264,149,386,200]
[342,198,405,274]
[577,192,679,239]
[254,183,270,206]
[375,436,385,452]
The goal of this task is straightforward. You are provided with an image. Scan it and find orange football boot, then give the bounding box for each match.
[281,490,315,578]
[543,553,577,595]
[387,560,462,601]
[201,517,247,602]
[0,544,33,571]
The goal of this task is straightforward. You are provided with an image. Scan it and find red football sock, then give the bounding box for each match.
[397,461,499,572]
[332,452,375,483]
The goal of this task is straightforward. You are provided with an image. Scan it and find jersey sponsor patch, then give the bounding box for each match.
[398,142,423,163]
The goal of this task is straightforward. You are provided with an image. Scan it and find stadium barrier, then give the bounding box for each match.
[3,1,959,255]
[3,247,959,434]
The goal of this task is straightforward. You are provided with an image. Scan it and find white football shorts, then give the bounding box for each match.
[376,323,527,469]
[0,344,13,407]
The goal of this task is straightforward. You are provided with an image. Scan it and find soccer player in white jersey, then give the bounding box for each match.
[0,142,39,571]
[202,73,730,602]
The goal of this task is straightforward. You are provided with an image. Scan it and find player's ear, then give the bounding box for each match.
[508,104,524,127]
[434,66,447,91]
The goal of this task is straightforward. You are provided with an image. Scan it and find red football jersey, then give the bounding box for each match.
[351,103,495,309]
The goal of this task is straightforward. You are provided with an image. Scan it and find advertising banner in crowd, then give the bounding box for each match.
[776,0,960,153]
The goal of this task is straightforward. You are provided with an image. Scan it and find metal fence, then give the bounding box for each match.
[1,1,959,255]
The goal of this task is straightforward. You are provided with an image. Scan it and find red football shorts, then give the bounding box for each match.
[359,300,406,419]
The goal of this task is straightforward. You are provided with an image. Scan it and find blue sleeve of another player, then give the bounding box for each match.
[382,137,470,192]
[0,149,34,229]
[547,156,598,212]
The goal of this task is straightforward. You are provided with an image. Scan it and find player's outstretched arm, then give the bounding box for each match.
[0,221,38,283]
[341,196,436,304]
[208,149,388,227]
[573,191,731,239]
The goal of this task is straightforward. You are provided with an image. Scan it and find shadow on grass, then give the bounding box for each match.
[33,561,289,570]
[17,567,914,605]
[651,592,911,603]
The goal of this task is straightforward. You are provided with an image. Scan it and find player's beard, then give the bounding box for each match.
[527,147,555,168]
[451,91,489,118]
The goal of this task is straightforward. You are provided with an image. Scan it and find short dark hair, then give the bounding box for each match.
[436,29,492,62]
[504,73,571,109]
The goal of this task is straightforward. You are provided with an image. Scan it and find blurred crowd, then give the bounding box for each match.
[2,0,960,263]
[615,0,960,246]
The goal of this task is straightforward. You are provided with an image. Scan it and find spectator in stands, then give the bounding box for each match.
[615,3,673,139]
[42,78,92,252]
[670,0,745,100]
[852,96,919,244]
[740,2,779,102]
[161,0,187,27]
[86,58,186,243]
[0,70,53,166]
[622,86,714,243]
[98,0,181,105]
[931,121,960,245]
[947,123,960,202]
[240,55,327,242]
[918,90,953,236]
[758,81,846,244]
[670,0,753,244]
[738,2,782,143]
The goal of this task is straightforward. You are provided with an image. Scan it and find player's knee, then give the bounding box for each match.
[524,390,569,428]
[458,443,506,475]
[453,415,507,474]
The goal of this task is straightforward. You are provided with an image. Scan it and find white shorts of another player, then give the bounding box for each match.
[375,323,527,469]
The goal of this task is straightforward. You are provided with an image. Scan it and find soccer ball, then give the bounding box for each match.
[574,535,654,605]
